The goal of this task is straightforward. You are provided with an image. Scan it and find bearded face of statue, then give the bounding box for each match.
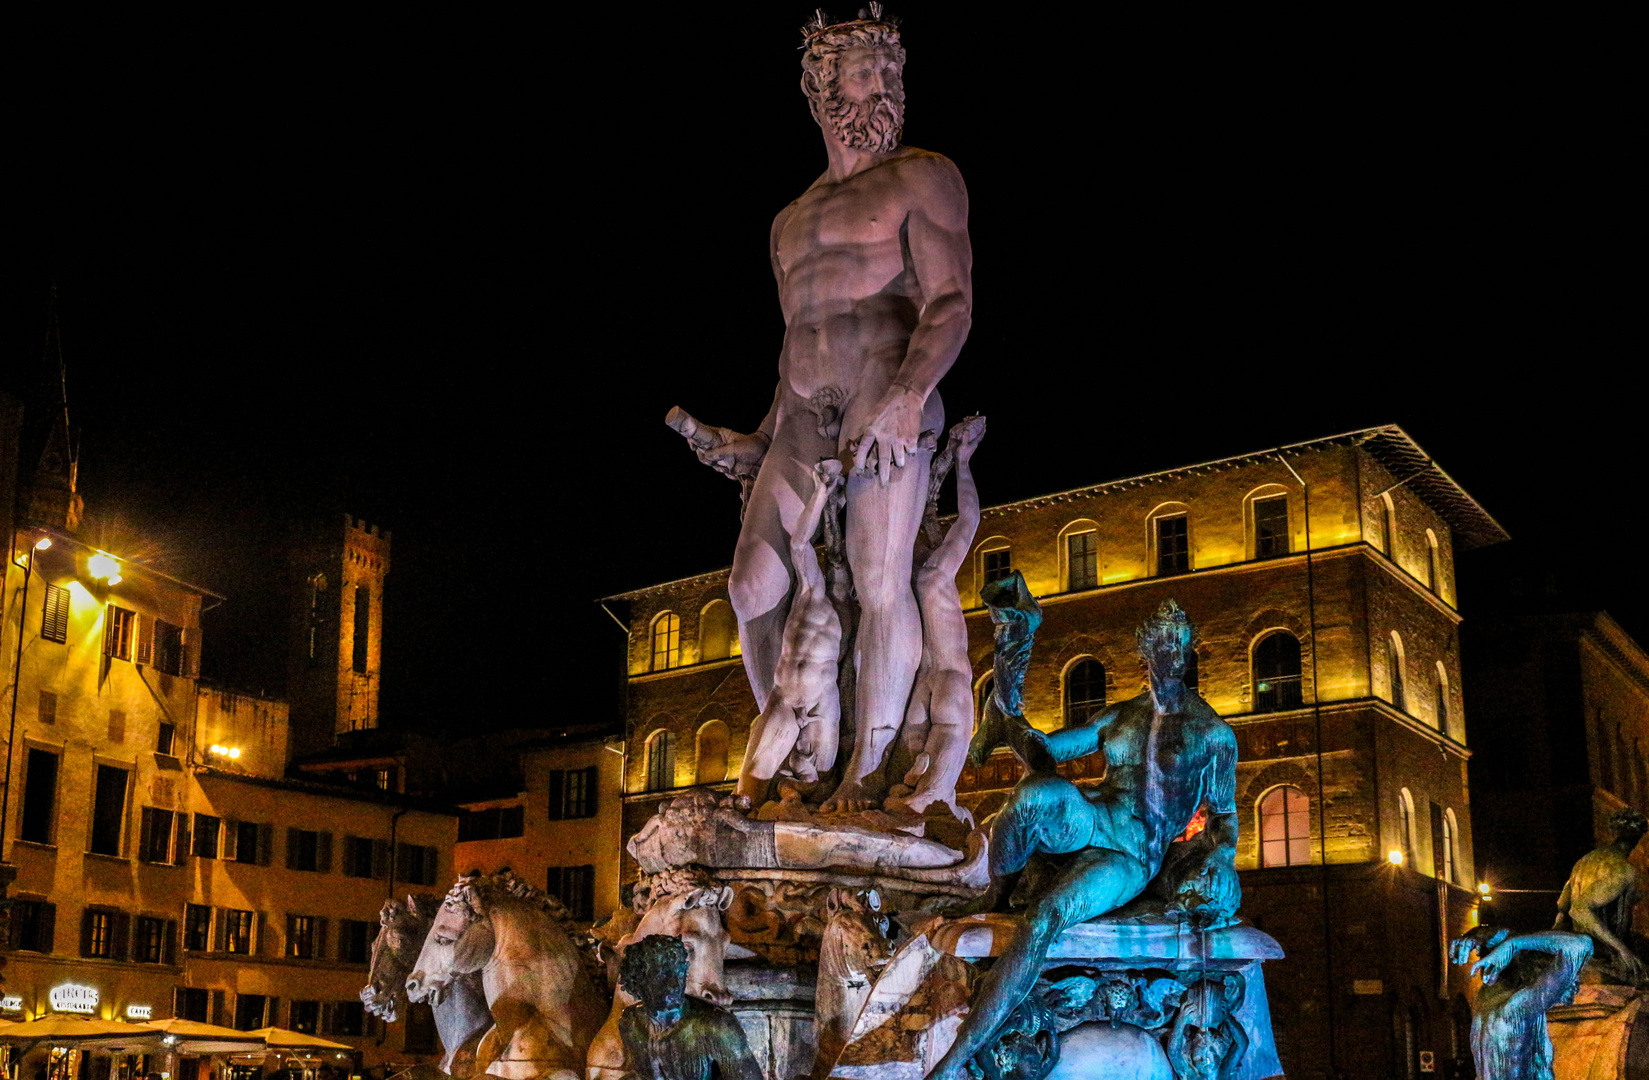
[811,44,905,152]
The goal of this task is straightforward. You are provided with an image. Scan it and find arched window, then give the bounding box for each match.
[699,600,736,663]
[1426,529,1442,593]
[695,720,730,785]
[1381,494,1398,561]
[1398,787,1418,864]
[1147,503,1192,577]
[1064,659,1106,725]
[1388,632,1407,712]
[1259,785,1311,867]
[1061,522,1100,592]
[1253,632,1303,713]
[650,612,681,671]
[974,537,1013,602]
[1434,662,1450,734]
[1246,485,1291,560]
[644,730,673,792]
[1441,808,1459,884]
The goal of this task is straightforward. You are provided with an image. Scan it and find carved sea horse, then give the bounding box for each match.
[362,894,493,1076]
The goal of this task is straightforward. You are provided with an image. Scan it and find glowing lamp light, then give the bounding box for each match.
[88,553,120,580]
[209,744,242,760]
[228,747,241,759]
[1477,881,1493,897]
[1387,849,1406,866]
[34,537,52,551]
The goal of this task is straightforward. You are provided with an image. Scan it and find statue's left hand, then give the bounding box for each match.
[852,385,926,485]
[1472,941,1516,985]
[1008,719,1057,774]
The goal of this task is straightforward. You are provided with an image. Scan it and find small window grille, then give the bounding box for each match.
[983,547,1013,586]
[1155,516,1189,575]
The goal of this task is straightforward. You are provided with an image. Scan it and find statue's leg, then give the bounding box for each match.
[823,391,944,812]
[987,773,1100,877]
[929,845,1151,1080]
[894,667,970,817]
[736,696,800,803]
[729,406,832,712]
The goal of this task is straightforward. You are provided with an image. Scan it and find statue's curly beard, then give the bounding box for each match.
[817,89,904,152]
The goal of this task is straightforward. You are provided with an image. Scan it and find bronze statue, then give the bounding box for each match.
[616,935,761,1080]
[1553,806,1646,986]
[1451,926,1592,1080]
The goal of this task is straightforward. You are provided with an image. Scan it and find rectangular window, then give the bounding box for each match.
[223,909,255,955]
[42,584,71,643]
[287,828,322,872]
[290,1000,320,1034]
[184,904,212,951]
[234,993,267,1031]
[371,767,394,791]
[645,733,673,793]
[1067,532,1098,591]
[90,764,130,856]
[353,586,370,674]
[395,843,437,886]
[83,909,119,958]
[339,919,375,964]
[983,547,1012,586]
[156,721,176,755]
[193,814,221,858]
[460,805,527,840]
[139,807,174,863]
[175,987,209,1022]
[1254,495,1290,559]
[563,767,597,819]
[1155,515,1190,575]
[329,1000,366,1037]
[9,899,56,953]
[106,605,136,660]
[287,915,317,959]
[547,864,596,921]
[21,748,60,844]
[235,820,261,864]
[133,915,168,963]
[154,619,186,675]
[38,689,57,725]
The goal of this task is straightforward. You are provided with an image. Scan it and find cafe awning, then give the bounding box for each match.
[243,1028,355,1053]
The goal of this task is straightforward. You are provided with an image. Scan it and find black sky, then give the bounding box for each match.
[5,8,1634,734]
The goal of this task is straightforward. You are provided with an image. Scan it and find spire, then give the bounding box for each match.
[28,285,82,532]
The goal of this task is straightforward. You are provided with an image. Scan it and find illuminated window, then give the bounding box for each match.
[1253,495,1289,559]
[183,904,212,951]
[105,605,136,660]
[1155,515,1189,575]
[83,909,119,958]
[42,584,70,643]
[1426,529,1442,593]
[134,915,168,963]
[1435,663,1450,733]
[1441,809,1458,884]
[1253,632,1303,713]
[1399,788,1418,864]
[699,600,737,662]
[983,547,1013,585]
[1388,633,1407,712]
[1259,786,1311,867]
[287,915,318,959]
[645,731,674,792]
[696,720,731,784]
[651,612,681,671]
[1064,659,1106,725]
[223,909,255,955]
[1067,531,1099,591]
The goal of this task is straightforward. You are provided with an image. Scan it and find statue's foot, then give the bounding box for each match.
[821,776,885,814]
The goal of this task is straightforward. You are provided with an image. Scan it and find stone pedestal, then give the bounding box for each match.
[1548,985,1649,1080]
[728,965,818,1080]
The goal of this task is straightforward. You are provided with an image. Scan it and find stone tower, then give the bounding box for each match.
[288,514,392,758]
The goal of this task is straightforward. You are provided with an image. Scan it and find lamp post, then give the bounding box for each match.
[2,536,51,860]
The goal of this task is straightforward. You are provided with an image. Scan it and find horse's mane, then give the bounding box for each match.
[631,867,722,912]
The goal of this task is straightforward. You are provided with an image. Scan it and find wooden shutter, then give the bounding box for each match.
[174,814,191,864]
[112,912,131,962]
[221,819,239,861]
[371,839,390,880]
[42,585,70,643]
[80,909,95,957]
[136,615,155,665]
[164,919,178,965]
[315,918,329,960]
[581,767,598,818]
[104,605,117,656]
[257,823,274,866]
[213,908,229,952]
[546,769,564,821]
[40,902,56,954]
[264,997,278,1028]
[317,831,333,873]
[286,828,301,870]
[210,990,226,1027]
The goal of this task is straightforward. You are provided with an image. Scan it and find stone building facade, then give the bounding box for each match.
[608,425,1505,1080]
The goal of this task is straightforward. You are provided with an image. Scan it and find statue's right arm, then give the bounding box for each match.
[1044,704,1120,762]
[924,436,981,577]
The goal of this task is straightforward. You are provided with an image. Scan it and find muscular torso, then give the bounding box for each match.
[775,580,842,705]
[774,148,941,404]
[1084,694,1238,870]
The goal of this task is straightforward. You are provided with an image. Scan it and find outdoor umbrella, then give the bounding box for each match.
[244,1028,354,1052]
[145,1018,266,1054]
[0,1018,162,1043]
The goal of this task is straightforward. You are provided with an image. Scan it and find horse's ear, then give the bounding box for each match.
[826,889,842,916]
[866,889,882,912]
[716,886,734,912]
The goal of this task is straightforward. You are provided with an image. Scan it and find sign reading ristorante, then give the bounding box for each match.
[49,984,100,1014]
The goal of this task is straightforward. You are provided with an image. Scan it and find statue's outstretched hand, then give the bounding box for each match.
[1472,941,1517,985]
[852,385,925,484]
[699,430,770,480]
[1008,718,1057,774]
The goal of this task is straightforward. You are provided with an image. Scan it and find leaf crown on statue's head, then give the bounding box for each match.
[802,3,900,46]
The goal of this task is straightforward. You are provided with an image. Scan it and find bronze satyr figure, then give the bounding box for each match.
[1553,806,1647,986]
[616,934,760,1080]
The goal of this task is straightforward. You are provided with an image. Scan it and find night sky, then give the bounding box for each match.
[5,9,1630,735]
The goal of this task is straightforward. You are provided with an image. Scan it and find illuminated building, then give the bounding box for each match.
[606,424,1506,1080]
[0,392,454,1076]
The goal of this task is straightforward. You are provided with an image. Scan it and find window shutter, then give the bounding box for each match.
[213,908,228,952]
[112,912,132,962]
[39,903,56,954]
[285,913,298,955]
[104,605,117,656]
[80,909,95,957]
[164,919,178,965]
[5,904,20,951]
[582,766,599,818]
[286,828,301,870]
[136,616,155,665]
[258,823,274,866]
[546,770,564,821]
[315,918,329,960]
[222,819,239,861]
[174,814,191,864]
[371,839,390,880]
[321,1003,336,1036]
[265,997,279,1028]
[210,990,226,1027]
[42,585,70,643]
[317,831,333,873]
